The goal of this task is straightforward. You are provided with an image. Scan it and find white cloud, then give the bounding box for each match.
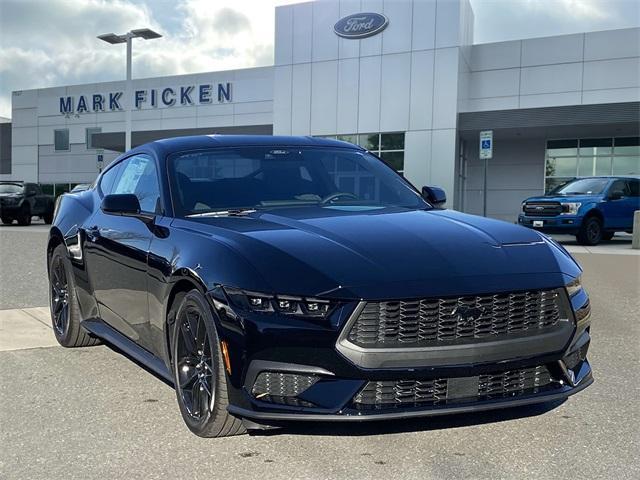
[0,0,300,117]
[1,0,638,117]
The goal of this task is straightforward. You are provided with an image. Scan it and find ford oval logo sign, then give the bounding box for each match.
[334,12,388,39]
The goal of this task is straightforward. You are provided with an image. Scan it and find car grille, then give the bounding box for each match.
[352,365,557,410]
[346,289,565,349]
[523,202,562,216]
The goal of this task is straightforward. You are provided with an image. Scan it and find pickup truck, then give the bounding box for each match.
[518,176,639,245]
[0,181,55,226]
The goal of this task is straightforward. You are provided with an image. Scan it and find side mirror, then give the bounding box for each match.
[422,186,447,208]
[101,194,154,224]
[608,190,624,201]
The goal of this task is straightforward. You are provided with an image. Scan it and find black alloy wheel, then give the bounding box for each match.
[577,216,603,246]
[171,289,245,437]
[175,306,215,421]
[50,254,70,337]
[49,244,100,348]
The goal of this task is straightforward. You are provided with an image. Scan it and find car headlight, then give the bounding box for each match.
[223,287,333,318]
[566,276,583,297]
[560,202,581,215]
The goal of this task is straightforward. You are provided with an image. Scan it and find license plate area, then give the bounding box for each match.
[446,376,479,403]
[533,220,544,227]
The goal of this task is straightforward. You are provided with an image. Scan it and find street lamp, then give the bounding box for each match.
[97,28,162,152]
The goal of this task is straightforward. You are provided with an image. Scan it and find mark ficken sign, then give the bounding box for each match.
[59,81,232,115]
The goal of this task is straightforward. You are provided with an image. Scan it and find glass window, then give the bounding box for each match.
[380,133,405,151]
[380,151,404,172]
[608,179,629,196]
[169,147,425,217]
[612,156,640,175]
[577,157,594,177]
[336,134,358,145]
[595,157,612,176]
[546,157,577,177]
[358,134,379,151]
[113,155,161,214]
[627,179,640,197]
[554,178,610,195]
[40,184,54,196]
[545,178,572,194]
[99,163,121,196]
[54,129,69,151]
[85,127,102,149]
[614,137,640,155]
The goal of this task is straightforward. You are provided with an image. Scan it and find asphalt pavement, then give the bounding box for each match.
[1,224,639,479]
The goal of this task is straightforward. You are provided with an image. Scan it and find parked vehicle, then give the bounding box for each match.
[0,181,55,225]
[47,135,592,437]
[519,176,640,245]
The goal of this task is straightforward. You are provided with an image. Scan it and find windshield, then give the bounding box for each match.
[169,147,427,216]
[551,178,609,195]
[0,184,23,194]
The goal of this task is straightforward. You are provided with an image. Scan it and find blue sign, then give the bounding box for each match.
[481,140,490,149]
[334,12,388,39]
[59,82,232,115]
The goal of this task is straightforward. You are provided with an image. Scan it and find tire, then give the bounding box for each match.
[171,289,245,437]
[602,232,615,241]
[17,205,31,226]
[49,244,101,347]
[1,216,12,225]
[576,216,603,246]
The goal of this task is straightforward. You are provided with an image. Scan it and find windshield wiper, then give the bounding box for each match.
[187,208,257,218]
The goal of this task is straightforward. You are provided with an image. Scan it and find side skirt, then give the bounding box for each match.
[82,318,174,386]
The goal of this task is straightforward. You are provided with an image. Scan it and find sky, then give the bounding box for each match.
[0,0,639,118]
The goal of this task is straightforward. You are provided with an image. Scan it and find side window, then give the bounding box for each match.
[26,184,38,196]
[113,155,161,214]
[608,180,629,197]
[99,163,121,196]
[626,179,639,197]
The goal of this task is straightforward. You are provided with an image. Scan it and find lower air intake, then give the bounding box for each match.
[251,371,319,407]
[353,365,558,410]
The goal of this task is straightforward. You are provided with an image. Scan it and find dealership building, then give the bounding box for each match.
[3,0,639,221]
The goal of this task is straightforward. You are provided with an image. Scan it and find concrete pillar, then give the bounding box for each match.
[633,211,640,250]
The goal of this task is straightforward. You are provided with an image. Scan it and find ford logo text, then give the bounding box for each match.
[334,12,388,39]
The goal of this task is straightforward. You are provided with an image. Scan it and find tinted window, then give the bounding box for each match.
[113,155,161,214]
[0,183,23,194]
[169,147,426,217]
[608,180,630,196]
[553,178,609,195]
[54,129,69,151]
[627,179,639,197]
[99,163,121,196]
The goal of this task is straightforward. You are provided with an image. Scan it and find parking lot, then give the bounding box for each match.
[1,223,639,480]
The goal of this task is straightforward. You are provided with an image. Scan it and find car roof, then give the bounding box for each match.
[135,135,363,157]
[573,175,640,180]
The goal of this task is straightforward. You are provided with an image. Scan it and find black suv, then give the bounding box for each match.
[0,181,55,225]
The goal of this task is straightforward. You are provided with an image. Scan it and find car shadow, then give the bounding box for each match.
[248,400,566,437]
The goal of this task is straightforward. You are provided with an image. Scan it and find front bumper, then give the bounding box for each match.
[211,287,593,422]
[518,214,582,233]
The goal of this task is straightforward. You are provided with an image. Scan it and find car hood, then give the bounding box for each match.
[179,206,578,300]
[525,194,602,203]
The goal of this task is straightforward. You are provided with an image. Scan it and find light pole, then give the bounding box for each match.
[97,28,162,152]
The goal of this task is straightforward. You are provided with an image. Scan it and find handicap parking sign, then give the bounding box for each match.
[479,131,493,159]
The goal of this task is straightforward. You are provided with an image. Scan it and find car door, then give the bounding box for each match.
[602,179,637,229]
[24,183,40,214]
[83,154,161,348]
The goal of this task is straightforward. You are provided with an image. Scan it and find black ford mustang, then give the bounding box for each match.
[47,135,592,437]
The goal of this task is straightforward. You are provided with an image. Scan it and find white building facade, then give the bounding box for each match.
[5,0,640,221]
